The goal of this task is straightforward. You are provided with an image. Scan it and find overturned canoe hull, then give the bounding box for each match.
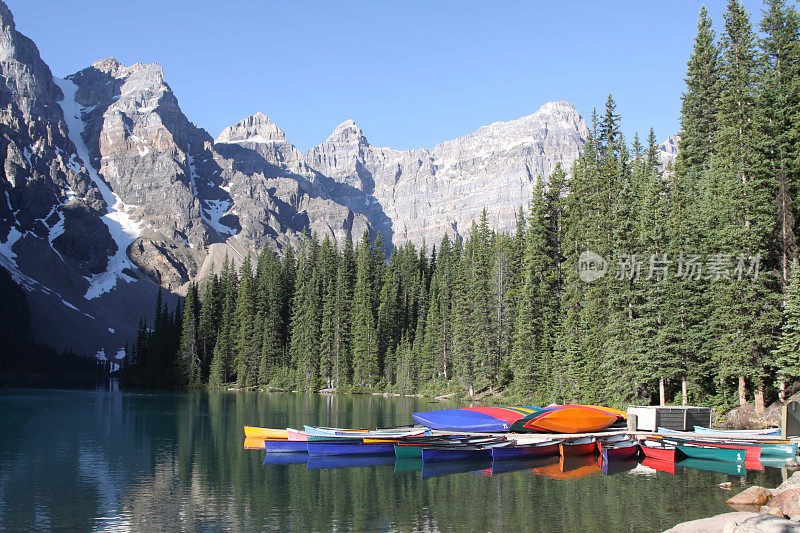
[512,406,621,434]
[412,404,623,433]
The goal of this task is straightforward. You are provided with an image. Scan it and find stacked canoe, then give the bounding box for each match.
[411,404,626,433]
[245,425,640,471]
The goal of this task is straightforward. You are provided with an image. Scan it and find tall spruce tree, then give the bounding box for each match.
[352,234,379,387]
[710,0,781,411]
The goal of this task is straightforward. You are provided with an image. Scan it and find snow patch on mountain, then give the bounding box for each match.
[55,77,144,300]
[186,143,237,236]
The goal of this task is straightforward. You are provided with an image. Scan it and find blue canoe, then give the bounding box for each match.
[307,441,395,457]
[264,440,309,453]
[490,440,561,461]
[421,445,506,463]
[412,406,539,432]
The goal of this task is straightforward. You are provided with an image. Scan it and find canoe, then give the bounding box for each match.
[243,426,289,440]
[640,440,676,462]
[597,434,631,454]
[287,428,307,441]
[264,440,309,453]
[412,406,541,432]
[676,444,746,463]
[678,457,747,476]
[421,442,510,464]
[306,441,395,456]
[694,426,781,436]
[559,437,596,458]
[512,405,623,434]
[600,441,638,462]
[411,404,624,433]
[490,440,561,461]
[659,436,763,461]
[394,436,505,459]
[303,425,428,439]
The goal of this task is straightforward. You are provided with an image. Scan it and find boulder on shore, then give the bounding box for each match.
[722,514,800,532]
[763,487,800,517]
[664,512,759,532]
[726,486,773,507]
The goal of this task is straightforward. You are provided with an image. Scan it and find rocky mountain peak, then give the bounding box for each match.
[0,0,62,119]
[326,119,367,145]
[90,57,124,76]
[215,112,288,144]
[0,0,14,29]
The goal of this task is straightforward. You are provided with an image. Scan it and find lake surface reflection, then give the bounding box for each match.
[0,387,787,532]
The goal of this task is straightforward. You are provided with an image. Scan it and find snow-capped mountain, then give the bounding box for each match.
[0,0,603,361]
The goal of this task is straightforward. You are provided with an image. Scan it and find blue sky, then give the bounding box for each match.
[6,0,743,151]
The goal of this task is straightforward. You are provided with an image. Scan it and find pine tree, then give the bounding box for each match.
[289,234,322,391]
[178,283,201,386]
[759,0,800,286]
[352,235,379,387]
[196,274,220,382]
[710,0,781,411]
[333,233,355,387]
[234,255,258,387]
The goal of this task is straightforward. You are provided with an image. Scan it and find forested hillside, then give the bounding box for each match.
[121,0,800,412]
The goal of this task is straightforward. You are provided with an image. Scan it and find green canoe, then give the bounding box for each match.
[395,444,423,459]
[676,445,745,463]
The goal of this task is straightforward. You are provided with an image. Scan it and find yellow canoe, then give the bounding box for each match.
[243,426,289,440]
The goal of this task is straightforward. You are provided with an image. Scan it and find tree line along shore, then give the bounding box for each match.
[121,0,800,415]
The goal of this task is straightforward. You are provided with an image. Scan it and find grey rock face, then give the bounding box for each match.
[659,134,680,167]
[306,101,589,247]
[0,1,62,120]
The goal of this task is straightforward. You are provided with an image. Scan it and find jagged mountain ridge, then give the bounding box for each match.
[0,0,670,361]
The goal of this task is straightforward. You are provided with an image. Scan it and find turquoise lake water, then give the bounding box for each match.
[0,387,788,532]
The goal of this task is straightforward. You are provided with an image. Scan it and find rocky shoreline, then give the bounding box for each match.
[666,471,800,532]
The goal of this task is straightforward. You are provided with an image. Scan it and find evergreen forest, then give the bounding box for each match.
[121,0,800,412]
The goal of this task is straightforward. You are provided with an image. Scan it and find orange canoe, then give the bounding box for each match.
[524,406,620,433]
[243,426,289,440]
[559,437,596,458]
